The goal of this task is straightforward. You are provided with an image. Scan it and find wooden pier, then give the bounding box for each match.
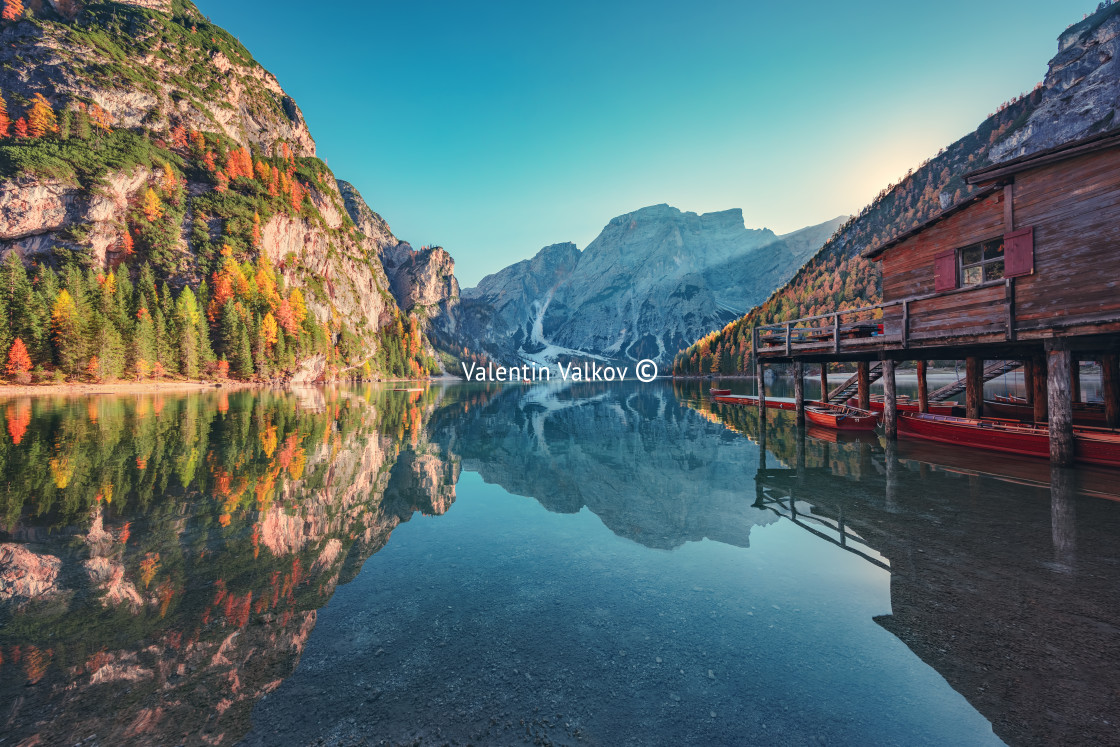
[751,130,1120,466]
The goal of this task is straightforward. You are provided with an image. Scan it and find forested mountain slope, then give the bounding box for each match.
[0,0,440,382]
[675,2,1120,376]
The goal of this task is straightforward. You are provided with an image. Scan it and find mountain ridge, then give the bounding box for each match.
[443,203,846,369]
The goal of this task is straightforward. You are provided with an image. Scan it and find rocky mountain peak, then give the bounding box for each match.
[991,3,1120,160]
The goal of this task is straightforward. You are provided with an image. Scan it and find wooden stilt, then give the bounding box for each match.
[857,362,870,410]
[756,362,766,420]
[820,363,829,402]
[965,357,983,419]
[1071,354,1081,404]
[1047,347,1074,467]
[1023,358,1035,405]
[1102,354,1120,429]
[793,361,805,426]
[1033,353,1048,424]
[1051,464,1077,569]
[884,438,899,511]
[883,358,897,440]
[916,360,929,414]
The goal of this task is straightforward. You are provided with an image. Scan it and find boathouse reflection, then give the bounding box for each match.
[747,417,1119,745]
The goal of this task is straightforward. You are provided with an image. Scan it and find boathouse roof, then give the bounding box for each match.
[862,128,1120,261]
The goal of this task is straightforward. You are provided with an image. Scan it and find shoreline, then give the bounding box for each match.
[0,377,438,398]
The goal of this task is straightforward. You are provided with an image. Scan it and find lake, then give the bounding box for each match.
[1,382,1117,746]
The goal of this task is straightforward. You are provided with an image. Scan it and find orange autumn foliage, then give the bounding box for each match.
[27,94,57,138]
[6,401,30,445]
[6,337,31,378]
[2,0,22,22]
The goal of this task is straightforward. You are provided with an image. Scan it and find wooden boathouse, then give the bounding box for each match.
[753,130,1120,465]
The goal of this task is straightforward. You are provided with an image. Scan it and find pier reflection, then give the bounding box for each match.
[685,380,1120,746]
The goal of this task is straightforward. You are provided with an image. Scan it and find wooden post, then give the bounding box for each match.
[833,314,840,355]
[756,361,766,421]
[1071,354,1081,404]
[793,361,805,426]
[820,363,829,402]
[883,358,898,440]
[1023,358,1035,405]
[1051,464,1077,569]
[884,438,899,512]
[857,362,870,410]
[916,360,929,413]
[1033,353,1048,424]
[1048,347,1074,467]
[1102,355,1120,429]
[965,357,983,419]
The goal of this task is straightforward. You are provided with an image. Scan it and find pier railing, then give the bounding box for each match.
[753,279,1020,359]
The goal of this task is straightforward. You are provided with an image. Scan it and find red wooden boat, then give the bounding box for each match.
[712,394,804,411]
[983,397,1108,426]
[897,412,1120,468]
[804,402,879,431]
[897,412,1050,458]
[709,388,732,396]
[806,425,882,444]
[848,396,961,417]
[1073,427,1120,468]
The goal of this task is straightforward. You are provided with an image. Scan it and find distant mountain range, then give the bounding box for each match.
[437,205,846,369]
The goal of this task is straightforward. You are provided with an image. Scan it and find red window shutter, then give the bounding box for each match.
[1004,226,1034,277]
[934,250,958,292]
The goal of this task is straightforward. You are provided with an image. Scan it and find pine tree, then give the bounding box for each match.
[235,317,253,378]
[175,287,201,378]
[58,108,72,139]
[26,94,57,138]
[0,93,9,138]
[251,212,261,247]
[74,106,90,140]
[2,0,23,22]
[132,307,157,375]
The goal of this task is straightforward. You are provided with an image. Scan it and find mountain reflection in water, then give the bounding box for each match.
[0,382,1116,745]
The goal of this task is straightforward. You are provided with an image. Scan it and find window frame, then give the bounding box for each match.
[957,237,1005,288]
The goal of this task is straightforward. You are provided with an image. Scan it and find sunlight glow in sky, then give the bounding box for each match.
[196,0,1094,286]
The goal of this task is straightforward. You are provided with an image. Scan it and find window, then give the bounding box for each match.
[959,238,1004,286]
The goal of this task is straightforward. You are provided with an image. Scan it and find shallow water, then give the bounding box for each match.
[1,382,1117,745]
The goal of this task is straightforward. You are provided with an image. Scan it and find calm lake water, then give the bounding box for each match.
[1,382,1118,746]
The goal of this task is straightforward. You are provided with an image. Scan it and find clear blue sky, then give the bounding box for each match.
[196,0,1093,286]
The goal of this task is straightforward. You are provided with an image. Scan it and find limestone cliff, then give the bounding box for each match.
[337,180,461,365]
[0,1,440,379]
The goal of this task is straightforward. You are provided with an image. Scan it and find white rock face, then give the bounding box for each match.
[452,205,845,367]
[991,7,1120,161]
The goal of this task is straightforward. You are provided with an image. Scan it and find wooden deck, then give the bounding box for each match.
[754,279,1120,363]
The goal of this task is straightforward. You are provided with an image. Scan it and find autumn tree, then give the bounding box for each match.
[51,289,82,376]
[260,312,278,351]
[6,337,30,382]
[142,187,163,222]
[2,0,23,22]
[0,93,9,138]
[13,117,27,138]
[26,94,56,138]
[161,162,177,195]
